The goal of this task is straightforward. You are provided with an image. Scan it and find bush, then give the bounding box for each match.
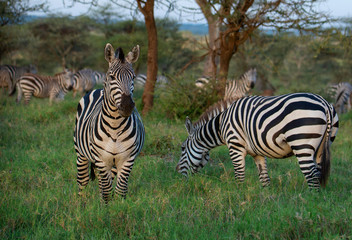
[154,74,219,120]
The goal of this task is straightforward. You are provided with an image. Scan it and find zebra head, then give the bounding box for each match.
[59,69,74,91]
[104,43,139,117]
[176,117,210,176]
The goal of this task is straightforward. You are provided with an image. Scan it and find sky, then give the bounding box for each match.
[33,0,352,24]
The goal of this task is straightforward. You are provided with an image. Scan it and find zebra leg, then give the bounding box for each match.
[16,82,22,103]
[254,156,270,187]
[23,92,33,105]
[114,159,135,199]
[76,155,90,195]
[95,165,113,203]
[228,146,246,183]
[296,154,321,190]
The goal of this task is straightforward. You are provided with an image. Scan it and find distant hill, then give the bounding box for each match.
[179,23,208,35]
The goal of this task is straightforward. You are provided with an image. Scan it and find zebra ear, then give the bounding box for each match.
[105,43,115,63]
[185,117,195,135]
[126,45,140,64]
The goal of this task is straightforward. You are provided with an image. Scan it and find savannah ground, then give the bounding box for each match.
[0,91,351,239]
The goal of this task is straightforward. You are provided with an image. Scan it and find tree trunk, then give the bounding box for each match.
[217,32,237,96]
[203,18,220,79]
[137,0,158,116]
[196,0,220,79]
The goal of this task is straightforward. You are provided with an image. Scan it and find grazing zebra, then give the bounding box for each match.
[224,68,256,101]
[16,69,74,104]
[328,82,352,114]
[176,93,338,190]
[74,44,145,203]
[72,68,96,97]
[0,64,37,96]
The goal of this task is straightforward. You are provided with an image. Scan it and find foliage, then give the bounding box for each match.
[154,74,219,120]
[0,0,46,27]
[0,92,351,239]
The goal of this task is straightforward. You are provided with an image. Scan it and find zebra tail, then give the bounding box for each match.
[320,109,332,187]
[9,81,16,96]
[90,162,96,181]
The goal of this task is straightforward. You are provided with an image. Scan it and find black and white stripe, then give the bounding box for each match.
[328,82,352,114]
[134,73,168,87]
[72,68,96,97]
[93,71,106,85]
[224,68,256,101]
[0,64,37,96]
[176,93,338,190]
[16,69,73,104]
[74,44,144,203]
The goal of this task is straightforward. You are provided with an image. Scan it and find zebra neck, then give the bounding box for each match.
[194,114,224,150]
[101,91,127,125]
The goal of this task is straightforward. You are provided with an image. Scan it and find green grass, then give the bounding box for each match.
[1,92,351,239]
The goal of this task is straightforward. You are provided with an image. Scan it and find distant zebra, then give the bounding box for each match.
[194,68,257,127]
[195,76,209,88]
[72,68,96,97]
[0,64,37,96]
[176,93,338,190]
[195,69,256,98]
[93,71,106,85]
[134,73,168,87]
[328,82,352,114]
[224,68,256,101]
[16,69,74,104]
[74,44,145,203]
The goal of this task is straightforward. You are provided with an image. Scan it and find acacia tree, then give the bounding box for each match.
[194,0,329,95]
[135,0,158,115]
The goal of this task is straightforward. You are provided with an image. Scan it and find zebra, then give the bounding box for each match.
[93,71,106,85]
[176,93,338,190]
[194,68,257,127]
[0,64,37,96]
[72,68,96,97]
[224,68,256,101]
[195,68,256,98]
[16,69,74,104]
[195,76,209,88]
[74,43,145,203]
[134,73,168,88]
[328,82,352,115]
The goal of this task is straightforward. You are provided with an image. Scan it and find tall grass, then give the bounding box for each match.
[0,92,351,239]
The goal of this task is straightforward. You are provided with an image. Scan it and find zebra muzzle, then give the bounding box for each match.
[118,93,135,117]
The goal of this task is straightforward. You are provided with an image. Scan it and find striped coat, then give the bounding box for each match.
[177,93,338,190]
[72,68,96,97]
[16,70,73,104]
[74,44,144,203]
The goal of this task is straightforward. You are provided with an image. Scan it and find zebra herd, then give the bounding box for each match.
[0,64,105,104]
[2,43,346,203]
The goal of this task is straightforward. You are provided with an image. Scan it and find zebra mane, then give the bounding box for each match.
[193,99,234,129]
[115,47,125,62]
